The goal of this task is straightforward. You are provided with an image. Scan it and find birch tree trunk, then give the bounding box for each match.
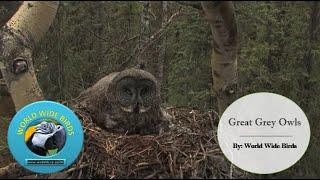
[0,2,22,116]
[156,1,168,88]
[0,1,59,111]
[0,76,15,116]
[201,1,239,114]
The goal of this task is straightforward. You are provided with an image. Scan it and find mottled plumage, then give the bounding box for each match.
[78,68,170,135]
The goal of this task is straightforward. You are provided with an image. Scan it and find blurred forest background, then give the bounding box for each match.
[1,1,320,178]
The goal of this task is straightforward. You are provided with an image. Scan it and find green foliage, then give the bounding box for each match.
[32,2,319,177]
[236,2,320,177]
[166,8,214,109]
[34,2,215,109]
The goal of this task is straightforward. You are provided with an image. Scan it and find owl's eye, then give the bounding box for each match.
[140,87,149,96]
[138,82,155,107]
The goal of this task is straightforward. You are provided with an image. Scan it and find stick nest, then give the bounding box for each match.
[62,107,249,179]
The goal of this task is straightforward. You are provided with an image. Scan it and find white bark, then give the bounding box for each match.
[0,1,59,110]
[201,1,239,114]
[6,1,59,43]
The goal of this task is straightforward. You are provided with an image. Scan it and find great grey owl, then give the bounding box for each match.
[78,68,170,135]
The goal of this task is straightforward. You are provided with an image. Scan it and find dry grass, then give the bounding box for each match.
[0,108,251,179]
[62,107,250,179]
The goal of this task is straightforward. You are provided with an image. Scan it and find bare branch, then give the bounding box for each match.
[0,163,34,178]
[119,7,183,70]
[177,1,202,10]
[139,7,183,54]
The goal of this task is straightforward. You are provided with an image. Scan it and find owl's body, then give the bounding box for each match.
[78,68,169,135]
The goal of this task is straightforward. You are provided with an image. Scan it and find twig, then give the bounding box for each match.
[139,7,183,55]
[65,164,89,174]
[119,8,183,69]
[229,163,234,179]
[85,27,140,61]
[70,107,247,179]
[87,28,109,42]
[177,1,202,10]
[0,162,34,178]
[144,170,159,179]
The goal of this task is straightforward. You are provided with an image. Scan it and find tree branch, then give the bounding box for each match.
[139,7,183,55]
[119,7,183,70]
[0,162,34,178]
[177,1,202,10]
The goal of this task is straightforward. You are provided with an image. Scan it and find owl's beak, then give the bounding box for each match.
[133,103,150,114]
[133,103,140,114]
[133,95,150,113]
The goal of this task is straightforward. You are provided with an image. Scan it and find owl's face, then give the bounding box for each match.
[116,77,156,114]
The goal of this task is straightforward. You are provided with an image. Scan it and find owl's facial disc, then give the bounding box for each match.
[116,77,156,113]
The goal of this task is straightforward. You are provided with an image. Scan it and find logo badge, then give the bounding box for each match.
[7,101,84,174]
